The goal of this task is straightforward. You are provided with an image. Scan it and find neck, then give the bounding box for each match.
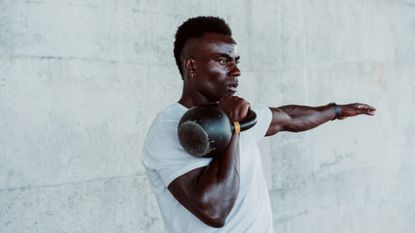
[178,84,216,108]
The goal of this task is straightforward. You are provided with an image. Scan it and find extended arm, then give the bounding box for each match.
[266,103,376,136]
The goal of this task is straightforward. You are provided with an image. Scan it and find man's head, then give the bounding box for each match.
[174,16,232,77]
[174,16,241,105]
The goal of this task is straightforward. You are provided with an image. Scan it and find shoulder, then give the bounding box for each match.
[243,107,272,140]
[142,103,211,185]
[146,103,188,138]
[252,107,272,122]
[143,103,186,156]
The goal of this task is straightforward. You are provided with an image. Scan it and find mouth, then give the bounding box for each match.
[227,82,238,92]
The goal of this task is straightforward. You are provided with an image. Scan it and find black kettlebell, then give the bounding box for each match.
[178,104,257,157]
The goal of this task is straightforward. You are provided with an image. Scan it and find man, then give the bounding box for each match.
[142,16,375,233]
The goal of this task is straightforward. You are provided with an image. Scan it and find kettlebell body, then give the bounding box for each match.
[178,104,256,157]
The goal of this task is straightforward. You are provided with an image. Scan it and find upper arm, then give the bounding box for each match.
[168,167,226,228]
[167,167,204,218]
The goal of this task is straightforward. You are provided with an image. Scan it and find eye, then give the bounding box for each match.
[217,58,228,65]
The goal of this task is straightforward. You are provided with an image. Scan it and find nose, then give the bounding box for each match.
[229,62,241,77]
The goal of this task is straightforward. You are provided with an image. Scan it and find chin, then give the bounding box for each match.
[224,91,236,97]
[212,91,236,102]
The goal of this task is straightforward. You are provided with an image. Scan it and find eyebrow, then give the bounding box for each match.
[213,53,240,61]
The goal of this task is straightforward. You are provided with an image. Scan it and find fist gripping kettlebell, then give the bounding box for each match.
[178,104,257,157]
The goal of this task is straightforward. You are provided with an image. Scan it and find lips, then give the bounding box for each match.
[227,82,238,92]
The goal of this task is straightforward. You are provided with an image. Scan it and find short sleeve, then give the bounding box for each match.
[142,117,211,186]
[243,107,272,141]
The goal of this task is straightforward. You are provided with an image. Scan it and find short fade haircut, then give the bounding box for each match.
[173,16,232,76]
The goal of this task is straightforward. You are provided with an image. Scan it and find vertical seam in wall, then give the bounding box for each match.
[301,3,311,151]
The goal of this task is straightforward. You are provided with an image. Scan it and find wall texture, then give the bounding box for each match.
[1,0,414,232]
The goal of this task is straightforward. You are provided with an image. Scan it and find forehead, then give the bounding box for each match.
[192,33,238,56]
[200,32,236,45]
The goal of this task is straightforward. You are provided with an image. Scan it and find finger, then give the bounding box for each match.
[356,104,369,109]
[232,99,247,120]
[357,104,376,111]
[227,97,243,122]
[240,101,250,120]
[233,100,243,120]
[367,110,376,115]
[355,105,374,115]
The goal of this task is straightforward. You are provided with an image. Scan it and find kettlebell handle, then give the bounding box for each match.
[231,109,257,133]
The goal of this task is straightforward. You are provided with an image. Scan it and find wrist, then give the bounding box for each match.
[232,121,241,134]
[329,102,341,120]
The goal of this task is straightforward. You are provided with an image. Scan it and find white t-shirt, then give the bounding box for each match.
[142,103,274,233]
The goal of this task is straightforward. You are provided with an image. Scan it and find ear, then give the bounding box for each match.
[184,58,196,76]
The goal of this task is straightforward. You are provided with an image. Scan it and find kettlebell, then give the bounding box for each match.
[178,104,257,157]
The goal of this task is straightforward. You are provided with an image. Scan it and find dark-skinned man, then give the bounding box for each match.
[142,16,376,233]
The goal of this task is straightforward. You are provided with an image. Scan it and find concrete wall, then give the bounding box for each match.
[1,0,414,232]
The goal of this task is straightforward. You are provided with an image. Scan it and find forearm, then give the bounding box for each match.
[274,103,336,132]
[193,133,240,226]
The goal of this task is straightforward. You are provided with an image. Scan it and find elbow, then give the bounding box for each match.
[193,190,238,227]
[201,213,226,228]
[197,201,231,228]
[209,219,226,228]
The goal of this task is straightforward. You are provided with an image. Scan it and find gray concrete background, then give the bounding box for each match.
[1,0,414,232]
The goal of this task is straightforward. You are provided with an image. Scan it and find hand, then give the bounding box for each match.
[218,96,250,122]
[337,103,376,120]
